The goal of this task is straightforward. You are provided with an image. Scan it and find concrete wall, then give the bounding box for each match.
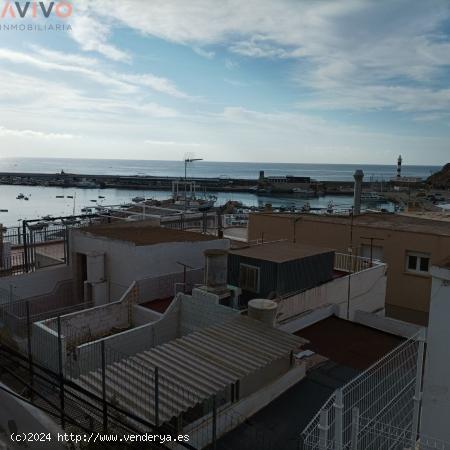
[0,382,65,450]
[420,264,450,443]
[0,265,72,302]
[353,310,424,338]
[44,282,140,348]
[71,298,181,376]
[248,213,450,325]
[32,321,65,373]
[70,231,135,302]
[137,268,204,303]
[179,290,239,336]
[69,292,239,377]
[70,230,228,303]
[277,305,337,334]
[277,263,387,323]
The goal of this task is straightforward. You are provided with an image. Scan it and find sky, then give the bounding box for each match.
[0,0,449,165]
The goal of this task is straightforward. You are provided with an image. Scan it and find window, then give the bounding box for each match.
[406,252,430,274]
[239,264,260,292]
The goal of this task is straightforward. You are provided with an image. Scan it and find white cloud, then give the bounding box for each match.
[70,12,130,62]
[144,140,202,146]
[0,46,192,101]
[193,47,215,59]
[225,59,239,70]
[120,73,192,99]
[0,69,178,119]
[0,126,76,140]
[81,0,450,114]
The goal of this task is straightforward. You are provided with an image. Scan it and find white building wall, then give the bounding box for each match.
[420,264,450,442]
[132,239,229,279]
[0,265,72,302]
[70,230,229,302]
[277,263,387,323]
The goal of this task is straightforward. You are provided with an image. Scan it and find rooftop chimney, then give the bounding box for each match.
[204,249,228,294]
[353,169,364,215]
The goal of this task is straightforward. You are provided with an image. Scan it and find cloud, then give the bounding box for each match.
[225,59,239,70]
[0,69,178,119]
[120,73,192,99]
[81,0,450,114]
[70,12,130,62]
[144,140,202,146]
[0,126,76,140]
[0,47,135,93]
[193,47,215,59]
[0,46,192,100]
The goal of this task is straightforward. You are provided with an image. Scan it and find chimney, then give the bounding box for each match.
[204,249,228,294]
[353,169,364,215]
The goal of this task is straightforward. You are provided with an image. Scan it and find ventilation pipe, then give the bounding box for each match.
[353,169,364,215]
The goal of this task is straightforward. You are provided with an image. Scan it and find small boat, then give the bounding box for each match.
[98,195,105,199]
[361,192,384,202]
[56,195,64,198]
[326,200,334,214]
[16,193,25,199]
[24,197,29,201]
[292,188,316,197]
[0,209,8,213]
[90,199,98,203]
[132,196,145,202]
[67,195,74,199]
[81,207,90,213]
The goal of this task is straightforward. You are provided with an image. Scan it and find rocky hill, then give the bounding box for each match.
[427,163,450,188]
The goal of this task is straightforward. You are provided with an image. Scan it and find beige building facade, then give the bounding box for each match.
[248,212,450,325]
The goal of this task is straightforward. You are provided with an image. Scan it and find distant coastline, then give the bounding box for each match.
[0,157,441,182]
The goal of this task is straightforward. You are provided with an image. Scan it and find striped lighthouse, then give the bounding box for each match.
[397,155,402,178]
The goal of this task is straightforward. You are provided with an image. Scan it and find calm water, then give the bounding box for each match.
[0,157,441,181]
[0,157,428,226]
[0,185,393,227]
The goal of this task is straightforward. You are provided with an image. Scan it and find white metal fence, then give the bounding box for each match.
[300,330,425,450]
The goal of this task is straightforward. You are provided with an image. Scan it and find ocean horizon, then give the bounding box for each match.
[0,157,442,182]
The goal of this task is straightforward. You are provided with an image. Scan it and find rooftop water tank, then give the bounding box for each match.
[248,299,278,327]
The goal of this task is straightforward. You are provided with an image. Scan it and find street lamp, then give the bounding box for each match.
[184,157,203,210]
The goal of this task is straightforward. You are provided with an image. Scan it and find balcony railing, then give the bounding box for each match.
[334,252,383,273]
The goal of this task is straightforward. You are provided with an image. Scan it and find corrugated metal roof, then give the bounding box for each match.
[75,315,305,425]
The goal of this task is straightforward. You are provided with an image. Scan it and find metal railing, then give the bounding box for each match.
[300,331,425,450]
[333,253,382,273]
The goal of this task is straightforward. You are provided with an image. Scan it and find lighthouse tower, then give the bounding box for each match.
[397,155,402,178]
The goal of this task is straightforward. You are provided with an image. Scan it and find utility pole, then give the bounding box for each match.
[346,208,354,320]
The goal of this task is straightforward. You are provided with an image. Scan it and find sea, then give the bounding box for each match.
[0,157,442,227]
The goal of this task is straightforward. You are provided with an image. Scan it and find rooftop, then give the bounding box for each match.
[255,212,450,237]
[77,220,219,246]
[75,315,305,425]
[295,316,404,370]
[229,241,334,263]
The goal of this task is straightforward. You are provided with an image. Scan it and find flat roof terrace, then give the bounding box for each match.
[256,212,450,237]
[77,220,219,246]
[295,316,404,370]
[229,241,334,263]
